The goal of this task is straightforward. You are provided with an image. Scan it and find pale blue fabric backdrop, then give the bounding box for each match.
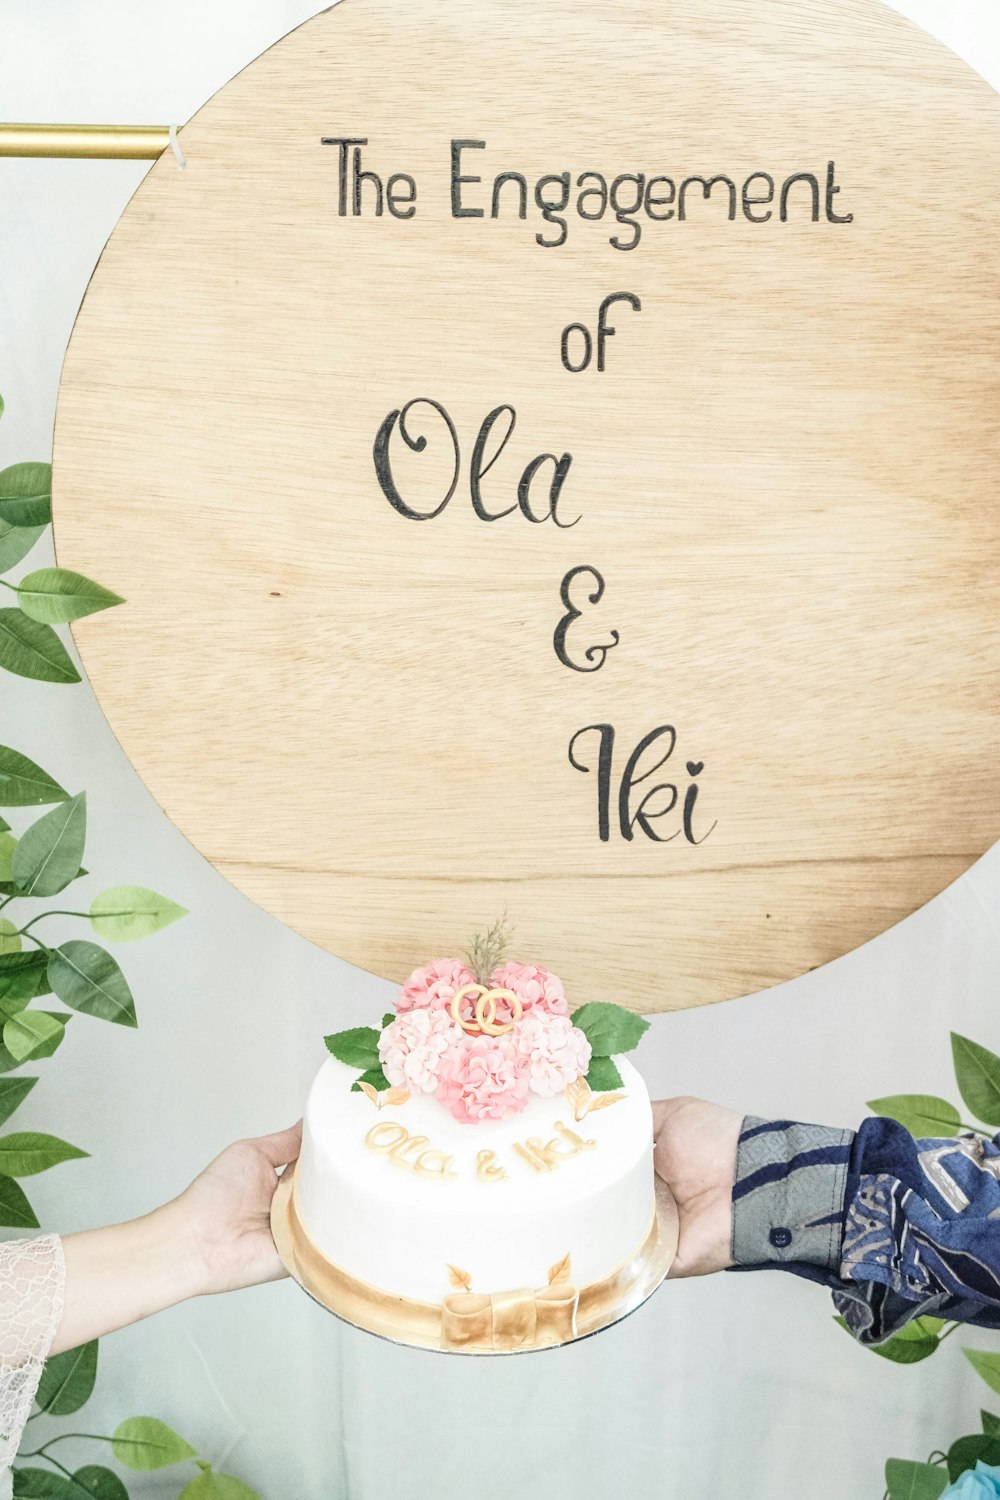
[2,2,1000,1494]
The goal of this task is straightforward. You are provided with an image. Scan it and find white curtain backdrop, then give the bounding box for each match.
[3,2,1000,1495]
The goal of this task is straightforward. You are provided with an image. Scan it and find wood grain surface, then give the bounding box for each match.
[50,0,1000,1012]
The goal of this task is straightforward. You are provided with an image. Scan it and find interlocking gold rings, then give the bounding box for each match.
[450,983,523,1036]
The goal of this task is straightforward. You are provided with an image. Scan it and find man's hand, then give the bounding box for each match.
[652,1097,743,1279]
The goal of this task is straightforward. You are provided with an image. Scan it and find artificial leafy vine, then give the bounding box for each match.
[0,407,263,1498]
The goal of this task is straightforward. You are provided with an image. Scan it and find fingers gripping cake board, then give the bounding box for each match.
[271,929,677,1353]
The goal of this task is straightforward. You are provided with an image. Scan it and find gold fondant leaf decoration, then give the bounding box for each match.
[358,1081,410,1110]
[447,1263,472,1290]
[565,1076,592,1122]
[588,1092,626,1113]
[565,1076,627,1119]
[548,1252,572,1285]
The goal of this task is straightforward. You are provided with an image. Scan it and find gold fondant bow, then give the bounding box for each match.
[441,1281,579,1351]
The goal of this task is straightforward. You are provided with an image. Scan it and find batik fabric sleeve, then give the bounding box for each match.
[0,1235,65,1475]
[728,1114,1000,1345]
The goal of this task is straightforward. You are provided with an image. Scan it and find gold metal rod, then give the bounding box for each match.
[0,123,172,160]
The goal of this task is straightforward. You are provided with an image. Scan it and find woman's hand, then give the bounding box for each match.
[652,1097,742,1279]
[169,1121,303,1296]
[52,1122,302,1355]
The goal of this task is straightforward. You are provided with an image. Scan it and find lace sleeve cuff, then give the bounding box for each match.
[0,1234,65,1473]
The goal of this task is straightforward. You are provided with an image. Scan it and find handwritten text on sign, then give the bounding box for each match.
[322,136,854,845]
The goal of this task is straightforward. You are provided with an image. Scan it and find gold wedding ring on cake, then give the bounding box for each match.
[449,983,523,1037]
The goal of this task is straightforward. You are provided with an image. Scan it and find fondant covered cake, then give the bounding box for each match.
[279,933,670,1352]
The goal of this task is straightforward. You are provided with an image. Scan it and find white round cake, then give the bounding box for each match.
[276,952,668,1351]
[295,1051,655,1308]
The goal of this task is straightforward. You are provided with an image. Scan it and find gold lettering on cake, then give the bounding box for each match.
[512,1121,597,1175]
[476,1149,509,1183]
[365,1121,408,1151]
[364,1121,457,1180]
[552,1120,597,1153]
[414,1148,458,1179]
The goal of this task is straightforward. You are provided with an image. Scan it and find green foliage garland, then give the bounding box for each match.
[1,401,261,1499]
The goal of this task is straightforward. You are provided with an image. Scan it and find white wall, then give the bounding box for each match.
[3,2,1000,1495]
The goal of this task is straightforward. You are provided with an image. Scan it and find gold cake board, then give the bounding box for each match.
[271,1162,678,1355]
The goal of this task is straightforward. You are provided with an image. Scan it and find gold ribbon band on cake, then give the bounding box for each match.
[271,1165,671,1353]
[441,1281,578,1351]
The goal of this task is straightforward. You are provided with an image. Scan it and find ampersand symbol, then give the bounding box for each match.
[450,984,524,1036]
[553,566,620,674]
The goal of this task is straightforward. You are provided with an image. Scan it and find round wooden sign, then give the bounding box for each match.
[51,0,1000,1012]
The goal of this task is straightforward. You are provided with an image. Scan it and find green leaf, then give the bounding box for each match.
[584,1055,624,1092]
[12,1469,82,1498]
[983,1411,1000,1438]
[0,746,69,806]
[884,1459,949,1500]
[12,792,86,897]
[0,813,9,831]
[0,462,51,527]
[0,1074,37,1125]
[965,1347,1000,1396]
[351,1066,392,1093]
[4,1011,65,1062]
[17,568,124,625]
[324,1026,381,1069]
[381,1012,395,1028]
[178,1471,263,1500]
[0,951,52,1007]
[0,609,80,684]
[0,917,20,955]
[871,1328,940,1365]
[952,1034,1000,1127]
[0,830,15,882]
[569,1002,650,1056]
[48,941,137,1027]
[867,1095,962,1138]
[947,1434,1000,1482]
[36,1338,98,1415]
[834,1314,941,1363]
[111,1417,197,1471]
[72,1468,129,1500]
[0,521,46,574]
[89,886,187,943]
[0,1130,88,1176]
[0,1012,69,1073]
[0,1011,70,1070]
[0,1174,39,1228]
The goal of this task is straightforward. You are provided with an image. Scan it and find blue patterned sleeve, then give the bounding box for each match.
[728,1114,1000,1345]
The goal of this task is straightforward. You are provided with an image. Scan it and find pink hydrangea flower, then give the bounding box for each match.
[435,1034,531,1124]
[513,1011,592,1097]
[490,960,570,1018]
[396,958,476,1015]
[378,1007,462,1093]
